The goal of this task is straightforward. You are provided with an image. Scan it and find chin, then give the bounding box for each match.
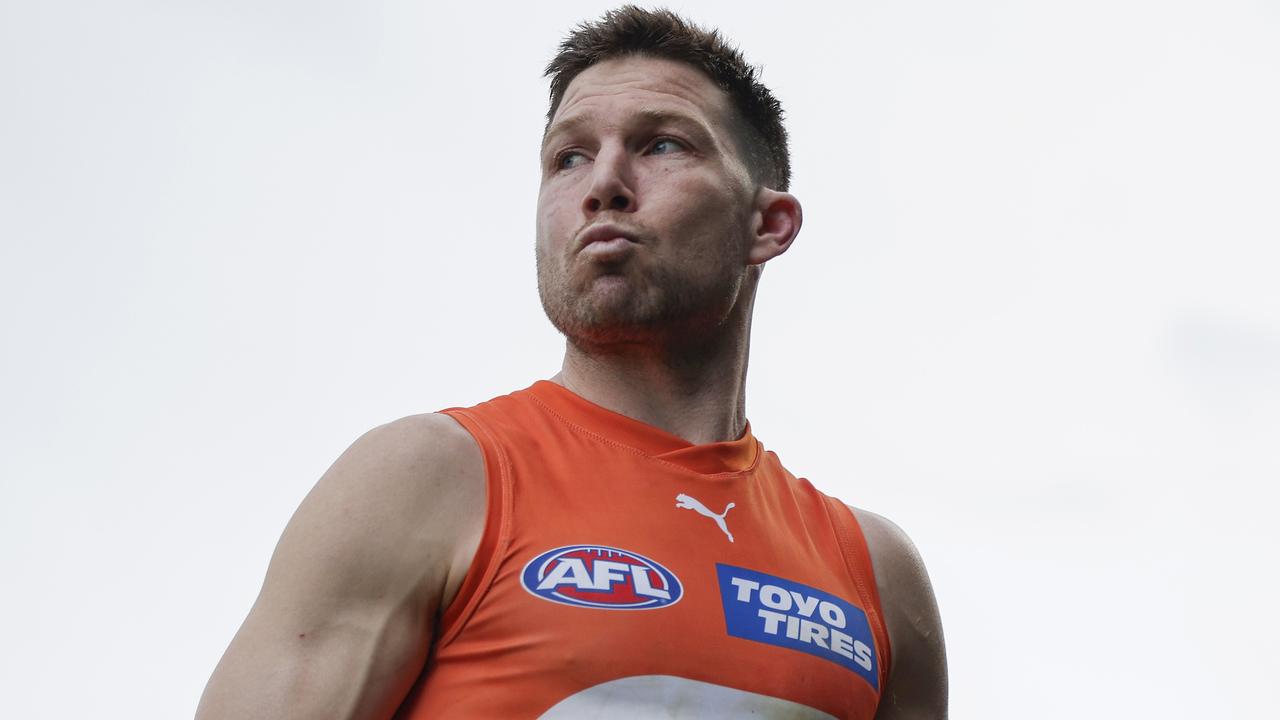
[538,269,739,348]
[543,294,664,346]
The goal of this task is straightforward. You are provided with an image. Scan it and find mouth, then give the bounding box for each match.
[575,223,640,262]
[576,223,639,252]
[580,237,636,262]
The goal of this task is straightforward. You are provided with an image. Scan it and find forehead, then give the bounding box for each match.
[549,55,735,135]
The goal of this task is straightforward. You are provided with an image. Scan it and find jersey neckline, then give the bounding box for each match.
[525,379,760,475]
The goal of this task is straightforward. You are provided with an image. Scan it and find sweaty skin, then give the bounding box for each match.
[196,55,946,719]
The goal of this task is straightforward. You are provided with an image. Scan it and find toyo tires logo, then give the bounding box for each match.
[521,544,683,610]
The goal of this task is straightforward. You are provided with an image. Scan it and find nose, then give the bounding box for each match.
[582,146,636,215]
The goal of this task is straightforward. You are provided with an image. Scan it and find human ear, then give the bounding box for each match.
[746,189,802,265]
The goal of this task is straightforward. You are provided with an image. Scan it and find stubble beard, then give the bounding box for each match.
[536,244,745,355]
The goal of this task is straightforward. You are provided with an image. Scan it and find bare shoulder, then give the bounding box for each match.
[196,412,485,719]
[849,506,949,719]
[306,411,486,606]
[328,411,484,516]
[338,411,483,490]
[848,508,932,614]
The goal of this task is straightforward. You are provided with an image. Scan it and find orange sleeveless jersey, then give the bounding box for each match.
[395,381,891,719]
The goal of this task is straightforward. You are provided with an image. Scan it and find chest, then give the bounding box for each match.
[426,452,882,718]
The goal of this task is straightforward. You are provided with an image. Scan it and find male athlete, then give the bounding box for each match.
[198,7,946,718]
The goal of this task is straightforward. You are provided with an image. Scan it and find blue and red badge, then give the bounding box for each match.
[521,544,683,610]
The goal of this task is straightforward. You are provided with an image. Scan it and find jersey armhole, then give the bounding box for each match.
[432,407,512,649]
[823,495,893,694]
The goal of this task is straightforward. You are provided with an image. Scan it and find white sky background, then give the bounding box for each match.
[2,0,1277,717]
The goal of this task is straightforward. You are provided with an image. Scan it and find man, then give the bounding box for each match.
[197,6,946,719]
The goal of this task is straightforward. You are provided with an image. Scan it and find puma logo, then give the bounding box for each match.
[675,493,736,543]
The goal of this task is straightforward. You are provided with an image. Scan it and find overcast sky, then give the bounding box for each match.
[2,1,1277,717]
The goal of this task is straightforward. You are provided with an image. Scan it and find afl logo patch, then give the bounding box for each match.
[521,545,683,610]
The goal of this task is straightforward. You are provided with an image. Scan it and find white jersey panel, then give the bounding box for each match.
[538,675,838,719]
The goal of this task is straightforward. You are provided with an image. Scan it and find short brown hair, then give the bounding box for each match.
[544,5,791,191]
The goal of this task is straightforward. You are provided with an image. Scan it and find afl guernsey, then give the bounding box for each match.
[394,381,891,719]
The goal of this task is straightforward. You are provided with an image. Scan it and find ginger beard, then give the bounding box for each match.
[535,218,752,352]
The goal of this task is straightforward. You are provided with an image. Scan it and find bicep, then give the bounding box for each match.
[202,584,432,720]
[197,414,484,720]
[854,508,948,720]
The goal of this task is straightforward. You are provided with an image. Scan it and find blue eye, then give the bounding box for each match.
[557,151,588,170]
[649,138,684,155]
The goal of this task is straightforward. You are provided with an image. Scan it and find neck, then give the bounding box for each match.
[550,288,756,445]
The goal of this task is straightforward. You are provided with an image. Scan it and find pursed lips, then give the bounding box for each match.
[575,224,640,253]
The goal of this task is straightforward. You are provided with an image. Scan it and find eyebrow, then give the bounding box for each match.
[540,108,715,153]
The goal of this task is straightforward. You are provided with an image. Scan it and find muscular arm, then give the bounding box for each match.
[196,413,485,720]
[853,508,948,720]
